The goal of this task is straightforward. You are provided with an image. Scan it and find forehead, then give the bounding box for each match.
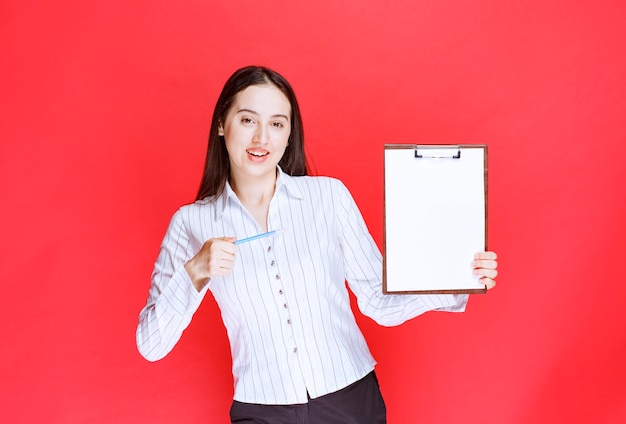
[230,84,291,116]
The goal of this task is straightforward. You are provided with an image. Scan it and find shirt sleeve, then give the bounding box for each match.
[136,208,210,361]
[334,180,469,326]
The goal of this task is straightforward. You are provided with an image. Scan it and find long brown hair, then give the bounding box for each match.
[196,66,309,200]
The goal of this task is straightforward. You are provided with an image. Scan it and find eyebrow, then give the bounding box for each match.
[236,108,289,121]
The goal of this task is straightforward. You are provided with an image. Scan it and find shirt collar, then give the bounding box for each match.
[215,166,305,218]
[275,166,305,200]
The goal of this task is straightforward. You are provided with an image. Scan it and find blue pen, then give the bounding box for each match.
[234,228,287,245]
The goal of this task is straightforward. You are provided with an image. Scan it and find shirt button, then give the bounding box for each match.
[267,246,272,252]
[270,260,276,266]
[278,289,283,295]
[283,303,288,308]
[275,274,280,280]
[293,347,298,353]
[287,319,291,324]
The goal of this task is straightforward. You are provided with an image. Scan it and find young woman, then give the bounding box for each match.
[136,66,498,423]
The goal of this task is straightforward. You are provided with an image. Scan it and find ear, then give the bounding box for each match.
[218,121,224,136]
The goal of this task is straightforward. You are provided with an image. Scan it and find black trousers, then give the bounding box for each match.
[230,371,387,424]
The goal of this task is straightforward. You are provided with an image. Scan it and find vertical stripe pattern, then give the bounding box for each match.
[136,168,468,405]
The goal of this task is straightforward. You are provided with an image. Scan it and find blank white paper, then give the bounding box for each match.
[384,146,486,293]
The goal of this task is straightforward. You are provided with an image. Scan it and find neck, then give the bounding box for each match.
[229,170,277,208]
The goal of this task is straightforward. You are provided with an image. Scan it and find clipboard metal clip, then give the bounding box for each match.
[414,145,461,159]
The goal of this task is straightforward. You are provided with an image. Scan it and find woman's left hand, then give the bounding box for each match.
[472,251,498,290]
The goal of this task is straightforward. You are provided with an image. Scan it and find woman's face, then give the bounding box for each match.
[219,84,291,184]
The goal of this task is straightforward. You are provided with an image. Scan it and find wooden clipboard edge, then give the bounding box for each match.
[384,288,488,295]
[382,144,488,295]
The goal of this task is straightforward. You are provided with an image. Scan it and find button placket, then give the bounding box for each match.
[264,217,297,355]
[266,241,296,353]
[267,243,281,291]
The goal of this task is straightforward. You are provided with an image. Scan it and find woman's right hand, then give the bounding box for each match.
[184,237,237,291]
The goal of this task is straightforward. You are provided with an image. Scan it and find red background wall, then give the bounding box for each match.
[2,0,625,422]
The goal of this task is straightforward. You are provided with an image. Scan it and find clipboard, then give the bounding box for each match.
[383,144,488,294]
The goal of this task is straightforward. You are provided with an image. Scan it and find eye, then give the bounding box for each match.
[241,117,255,125]
[271,121,285,128]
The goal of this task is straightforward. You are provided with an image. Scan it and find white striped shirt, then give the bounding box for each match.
[136,168,468,405]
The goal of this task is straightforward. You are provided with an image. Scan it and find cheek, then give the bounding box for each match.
[281,128,291,145]
[223,126,245,149]
[278,135,290,151]
[223,136,240,159]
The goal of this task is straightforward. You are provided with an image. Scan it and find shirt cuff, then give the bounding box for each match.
[158,266,209,317]
[435,294,469,312]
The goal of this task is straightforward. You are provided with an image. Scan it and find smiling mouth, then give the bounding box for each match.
[246,149,269,157]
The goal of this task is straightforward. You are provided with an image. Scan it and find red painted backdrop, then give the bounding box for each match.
[2,0,625,422]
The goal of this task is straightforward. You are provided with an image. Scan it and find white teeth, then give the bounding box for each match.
[247,150,268,157]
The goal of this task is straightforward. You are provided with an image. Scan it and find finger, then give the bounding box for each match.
[211,260,235,276]
[220,246,238,256]
[474,251,497,260]
[213,267,232,277]
[219,236,237,245]
[210,240,237,255]
[474,268,498,279]
[480,277,496,290]
[220,256,236,269]
[221,238,238,254]
[207,253,235,272]
[472,259,498,270]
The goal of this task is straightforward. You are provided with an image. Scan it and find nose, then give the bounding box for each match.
[253,125,269,144]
